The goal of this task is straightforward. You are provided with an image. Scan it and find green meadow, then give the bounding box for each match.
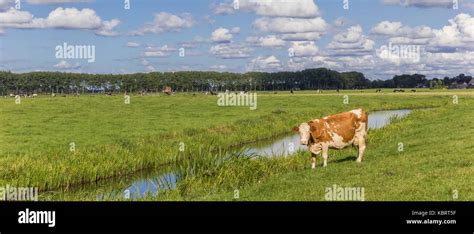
[0,89,472,201]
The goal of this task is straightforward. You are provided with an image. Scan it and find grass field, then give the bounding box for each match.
[0,89,472,201]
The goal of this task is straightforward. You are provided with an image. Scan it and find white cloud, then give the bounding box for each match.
[253,17,327,34]
[289,41,319,57]
[335,55,377,70]
[230,27,240,34]
[247,55,281,71]
[143,45,175,57]
[36,7,103,28]
[0,7,120,36]
[0,8,33,24]
[125,42,140,48]
[240,0,320,18]
[146,65,156,72]
[209,43,253,59]
[388,37,430,45]
[334,17,349,27]
[95,19,120,36]
[131,12,194,35]
[372,13,474,50]
[280,32,323,41]
[430,13,474,48]
[372,50,474,78]
[372,21,434,38]
[0,0,15,9]
[424,51,474,65]
[210,2,235,15]
[246,35,286,48]
[285,54,379,73]
[328,25,374,55]
[371,21,403,36]
[382,0,462,8]
[211,27,234,43]
[54,60,80,69]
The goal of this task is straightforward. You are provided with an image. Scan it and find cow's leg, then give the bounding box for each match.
[311,153,317,169]
[322,145,329,167]
[356,140,366,163]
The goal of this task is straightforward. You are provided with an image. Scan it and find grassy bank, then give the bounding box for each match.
[181,99,473,201]
[0,90,471,196]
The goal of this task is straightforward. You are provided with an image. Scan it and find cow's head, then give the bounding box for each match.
[292,122,312,145]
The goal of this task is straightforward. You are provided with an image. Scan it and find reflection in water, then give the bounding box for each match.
[92,172,177,200]
[368,109,411,129]
[123,173,177,199]
[245,109,412,157]
[245,134,304,157]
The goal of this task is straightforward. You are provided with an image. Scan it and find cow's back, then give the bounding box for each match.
[309,109,367,148]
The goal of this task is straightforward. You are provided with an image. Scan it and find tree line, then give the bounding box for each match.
[0,68,471,95]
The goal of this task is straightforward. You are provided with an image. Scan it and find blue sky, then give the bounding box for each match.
[0,0,473,79]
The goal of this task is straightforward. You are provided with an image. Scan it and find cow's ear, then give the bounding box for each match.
[292,126,299,132]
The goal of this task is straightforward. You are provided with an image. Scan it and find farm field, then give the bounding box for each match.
[0,89,473,201]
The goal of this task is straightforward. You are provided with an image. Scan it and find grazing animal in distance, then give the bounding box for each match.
[411,89,416,92]
[376,89,381,93]
[163,86,172,95]
[292,109,368,169]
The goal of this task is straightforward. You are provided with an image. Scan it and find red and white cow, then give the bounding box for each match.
[292,109,368,169]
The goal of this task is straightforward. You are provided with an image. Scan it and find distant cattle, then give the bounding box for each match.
[292,109,368,169]
[376,89,382,93]
[163,86,172,95]
[411,89,417,92]
[393,89,405,92]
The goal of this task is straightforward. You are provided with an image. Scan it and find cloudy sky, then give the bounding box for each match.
[0,0,473,79]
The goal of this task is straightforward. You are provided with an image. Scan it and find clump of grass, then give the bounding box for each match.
[150,144,308,200]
